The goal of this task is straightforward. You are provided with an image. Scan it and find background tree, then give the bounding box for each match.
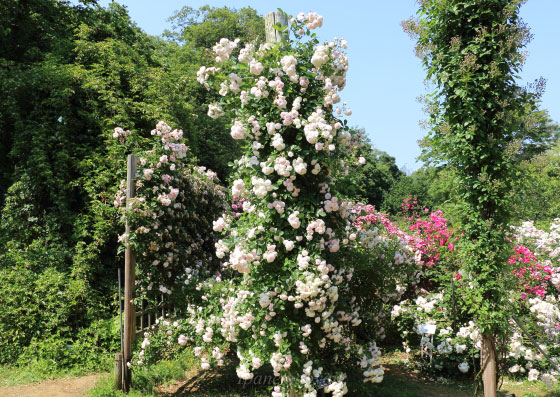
[0,1,264,369]
[336,131,403,209]
[512,93,559,162]
[513,141,560,225]
[161,5,265,178]
[165,5,264,48]
[382,165,453,216]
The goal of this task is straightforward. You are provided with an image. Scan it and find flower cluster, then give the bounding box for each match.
[509,244,553,299]
[113,126,132,143]
[508,220,560,383]
[407,210,454,267]
[115,121,226,305]
[392,292,480,376]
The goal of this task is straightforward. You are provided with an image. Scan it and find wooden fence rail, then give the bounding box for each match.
[135,295,177,337]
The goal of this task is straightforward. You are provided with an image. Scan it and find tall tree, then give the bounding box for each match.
[0,2,270,366]
[404,1,534,394]
[514,141,560,224]
[165,5,264,48]
[513,101,559,161]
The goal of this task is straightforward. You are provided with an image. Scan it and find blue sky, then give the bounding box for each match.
[79,0,560,172]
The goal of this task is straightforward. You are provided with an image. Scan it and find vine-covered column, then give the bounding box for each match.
[404,1,534,395]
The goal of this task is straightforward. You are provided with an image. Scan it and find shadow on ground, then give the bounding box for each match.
[158,361,277,397]
[158,359,560,397]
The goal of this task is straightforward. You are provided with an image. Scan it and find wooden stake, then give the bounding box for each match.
[123,154,137,392]
[265,11,289,43]
[481,332,496,397]
[114,353,123,390]
[115,268,124,391]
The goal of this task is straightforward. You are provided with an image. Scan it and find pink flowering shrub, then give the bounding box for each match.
[115,121,227,305]
[348,203,418,341]
[390,212,560,383]
[380,203,480,377]
[398,197,455,269]
[401,195,419,217]
[512,219,560,295]
[505,221,560,382]
[407,210,454,268]
[509,244,553,299]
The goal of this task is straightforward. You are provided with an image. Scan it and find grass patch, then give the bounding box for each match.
[89,376,145,397]
[0,361,64,387]
[0,357,111,387]
[498,378,560,397]
[376,351,560,397]
[90,350,198,397]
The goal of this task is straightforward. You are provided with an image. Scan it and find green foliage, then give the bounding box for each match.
[0,265,85,364]
[165,5,265,48]
[0,0,74,64]
[336,134,403,208]
[406,0,530,332]
[513,141,560,225]
[513,103,560,162]
[0,1,162,367]
[0,264,119,371]
[0,1,267,368]
[382,166,454,217]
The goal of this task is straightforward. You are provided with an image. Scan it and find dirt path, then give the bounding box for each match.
[0,374,103,397]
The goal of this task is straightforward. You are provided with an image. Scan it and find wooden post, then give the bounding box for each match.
[481,333,496,397]
[123,153,137,392]
[114,353,123,390]
[265,11,289,43]
[140,300,144,332]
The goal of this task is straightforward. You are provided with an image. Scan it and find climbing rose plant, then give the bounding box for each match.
[196,12,387,396]
[129,12,390,397]
[115,121,226,305]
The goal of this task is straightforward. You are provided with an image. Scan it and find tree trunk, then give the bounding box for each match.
[481,333,496,397]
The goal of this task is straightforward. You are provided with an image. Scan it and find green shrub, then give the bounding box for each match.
[0,265,88,365]
[0,265,41,363]
[15,317,120,372]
